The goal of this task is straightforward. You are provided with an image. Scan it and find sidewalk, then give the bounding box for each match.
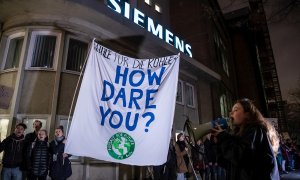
[280,169,300,180]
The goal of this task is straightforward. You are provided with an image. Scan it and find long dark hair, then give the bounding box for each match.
[235,98,279,153]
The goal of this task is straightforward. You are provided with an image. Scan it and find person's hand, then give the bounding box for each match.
[185,147,188,152]
[211,123,224,137]
[63,153,68,158]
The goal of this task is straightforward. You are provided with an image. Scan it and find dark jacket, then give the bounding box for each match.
[216,124,280,180]
[28,140,50,176]
[49,137,72,180]
[0,134,26,168]
[25,131,38,144]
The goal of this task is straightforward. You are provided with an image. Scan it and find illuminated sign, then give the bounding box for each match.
[107,0,193,57]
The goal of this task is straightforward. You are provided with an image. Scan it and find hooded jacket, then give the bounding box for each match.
[216,124,280,180]
[0,134,26,168]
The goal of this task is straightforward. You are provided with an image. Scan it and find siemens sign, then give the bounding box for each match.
[107,0,193,58]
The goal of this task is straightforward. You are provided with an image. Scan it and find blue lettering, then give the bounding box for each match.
[148,67,165,85]
[125,112,139,131]
[109,111,123,129]
[101,80,114,101]
[129,70,145,87]
[99,106,111,125]
[115,66,128,86]
[146,89,158,109]
[128,89,143,109]
[113,87,126,107]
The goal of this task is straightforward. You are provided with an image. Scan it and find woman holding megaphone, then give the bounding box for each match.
[211,98,280,180]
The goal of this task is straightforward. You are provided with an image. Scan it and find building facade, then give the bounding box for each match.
[0,0,236,179]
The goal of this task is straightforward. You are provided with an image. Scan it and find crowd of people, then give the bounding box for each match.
[153,98,300,180]
[0,120,72,180]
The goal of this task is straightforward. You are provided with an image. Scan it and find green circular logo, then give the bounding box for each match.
[107,132,135,160]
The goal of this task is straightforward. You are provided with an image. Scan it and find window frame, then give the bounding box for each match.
[63,35,90,75]
[185,83,195,108]
[25,30,62,70]
[1,32,25,71]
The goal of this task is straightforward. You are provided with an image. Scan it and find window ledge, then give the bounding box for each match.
[0,68,18,74]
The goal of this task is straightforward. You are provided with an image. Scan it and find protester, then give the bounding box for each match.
[153,138,177,180]
[212,98,280,180]
[203,134,217,180]
[49,126,72,180]
[27,129,50,180]
[192,139,205,180]
[24,120,43,178]
[175,133,189,180]
[0,123,27,180]
[25,120,43,144]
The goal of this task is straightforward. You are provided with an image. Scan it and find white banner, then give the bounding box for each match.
[65,41,180,165]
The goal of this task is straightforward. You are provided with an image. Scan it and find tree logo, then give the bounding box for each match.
[107,132,135,160]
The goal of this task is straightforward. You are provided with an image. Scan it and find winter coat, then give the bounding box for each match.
[0,134,25,168]
[175,142,188,173]
[28,140,50,177]
[49,137,72,180]
[216,124,280,180]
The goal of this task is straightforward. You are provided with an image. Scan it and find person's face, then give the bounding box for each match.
[14,126,25,137]
[38,130,47,141]
[55,129,64,138]
[230,103,247,126]
[197,139,202,145]
[33,121,42,131]
[179,135,185,141]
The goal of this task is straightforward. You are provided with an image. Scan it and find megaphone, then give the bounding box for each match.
[184,117,229,145]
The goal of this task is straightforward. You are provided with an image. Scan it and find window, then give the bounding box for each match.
[186,83,195,107]
[214,32,229,76]
[176,80,184,104]
[220,94,228,118]
[27,31,61,69]
[59,117,72,137]
[4,37,24,69]
[155,4,162,13]
[2,32,25,70]
[145,0,151,6]
[66,38,88,72]
[0,118,9,160]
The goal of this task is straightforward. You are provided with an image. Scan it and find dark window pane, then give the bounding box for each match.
[5,37,24,69]
[66,39,88,72]
[31,35,56,68]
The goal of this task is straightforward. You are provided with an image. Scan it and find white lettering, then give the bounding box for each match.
[134,9,145,28]
[175,36,184,52]
[165,29,174,45]
[185,44,192,58]
[107,0,121,14]
[124,1,130,19]
[147,18,163,39]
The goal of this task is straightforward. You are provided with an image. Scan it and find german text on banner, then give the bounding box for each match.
[65,41,180,165]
